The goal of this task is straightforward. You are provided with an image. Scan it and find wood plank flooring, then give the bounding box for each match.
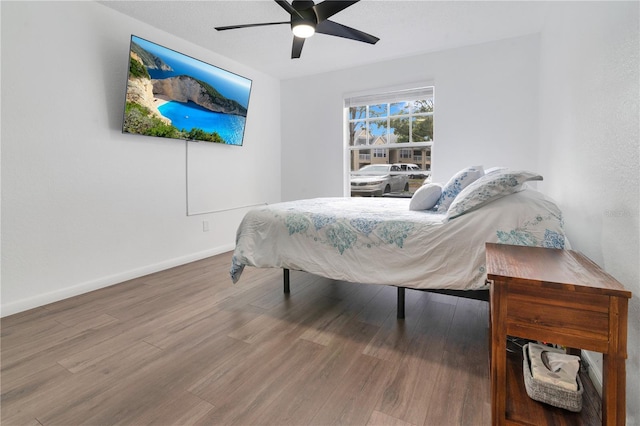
[0,250,579,425]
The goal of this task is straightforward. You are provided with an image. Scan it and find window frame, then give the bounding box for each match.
[343,85,435,197]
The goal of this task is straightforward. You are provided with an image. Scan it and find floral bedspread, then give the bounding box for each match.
[230,189,565,291]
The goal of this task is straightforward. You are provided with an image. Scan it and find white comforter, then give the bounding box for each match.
[230,189,566,291]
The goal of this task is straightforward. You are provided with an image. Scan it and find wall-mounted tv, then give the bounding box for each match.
[122,35,252,146]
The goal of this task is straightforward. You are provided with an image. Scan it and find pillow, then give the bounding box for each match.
[436,165,484,212]
[447,170,543,218]
[409,183,442,211]
[484,166,508,175]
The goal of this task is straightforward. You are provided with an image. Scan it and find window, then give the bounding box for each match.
[345,86,434,197]
[373,148,387,158]
[399,149,412,159]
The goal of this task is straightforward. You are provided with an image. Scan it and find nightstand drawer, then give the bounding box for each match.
[503,283,610,351]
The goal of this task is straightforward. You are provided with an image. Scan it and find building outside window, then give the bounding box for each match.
[345,86,434,196]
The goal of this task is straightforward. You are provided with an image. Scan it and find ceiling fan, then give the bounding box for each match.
[215,0,380,59]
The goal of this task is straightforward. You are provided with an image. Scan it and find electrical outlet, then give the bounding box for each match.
[203,221,209,232]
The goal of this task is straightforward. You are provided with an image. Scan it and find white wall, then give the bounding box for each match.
[1,1,281,315]
[281,34,541,201]
[538,2,639,422]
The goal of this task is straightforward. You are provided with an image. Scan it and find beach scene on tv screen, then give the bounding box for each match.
[123,35,252,145]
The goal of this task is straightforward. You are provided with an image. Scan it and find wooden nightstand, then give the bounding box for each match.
[486,243,631,425]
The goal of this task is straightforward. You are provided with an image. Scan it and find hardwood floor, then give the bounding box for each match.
[0,251,521,425]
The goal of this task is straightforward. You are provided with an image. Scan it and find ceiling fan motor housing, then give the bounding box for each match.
[291,0,318,32]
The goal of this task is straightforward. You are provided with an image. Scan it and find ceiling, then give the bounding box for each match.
[100,0,553,80]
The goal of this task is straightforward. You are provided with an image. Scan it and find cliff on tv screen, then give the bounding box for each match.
[122,35,252,146]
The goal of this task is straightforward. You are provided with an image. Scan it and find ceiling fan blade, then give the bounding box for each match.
[291,36,305,59]
[215,21,290,31]
[312,0,359,22]
[275,0,304,19]
[315,20,379,44]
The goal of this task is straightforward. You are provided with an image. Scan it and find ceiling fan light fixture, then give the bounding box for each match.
[292,22,315,38]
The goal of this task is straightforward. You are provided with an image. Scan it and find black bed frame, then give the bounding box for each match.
[282,269,489,319]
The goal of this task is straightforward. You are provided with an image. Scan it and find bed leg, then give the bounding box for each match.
[283,269,290,294]
[397,287,405,319]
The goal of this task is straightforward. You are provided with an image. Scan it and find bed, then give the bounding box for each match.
[230,169,567,317]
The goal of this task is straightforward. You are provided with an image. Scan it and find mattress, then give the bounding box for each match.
[230,188,566,291]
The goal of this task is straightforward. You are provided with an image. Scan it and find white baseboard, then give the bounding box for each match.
[1,245,234,318]
[582,350,603,397]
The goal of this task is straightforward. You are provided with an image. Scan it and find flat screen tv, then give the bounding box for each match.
[122,35,252,146]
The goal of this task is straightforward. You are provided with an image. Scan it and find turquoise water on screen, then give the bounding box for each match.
[158,101,246,145]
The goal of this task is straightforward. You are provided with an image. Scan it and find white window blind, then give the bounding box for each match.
[344,86,434,108]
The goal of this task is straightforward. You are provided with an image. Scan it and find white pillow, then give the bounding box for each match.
[484,166,508,175]
[436,165,484,212]
[447,170,543,218]
[409,183,442,211]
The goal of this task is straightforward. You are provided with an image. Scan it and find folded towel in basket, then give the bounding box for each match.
[528,343,580,391]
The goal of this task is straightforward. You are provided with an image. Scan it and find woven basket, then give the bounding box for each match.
[522,344,583,412]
